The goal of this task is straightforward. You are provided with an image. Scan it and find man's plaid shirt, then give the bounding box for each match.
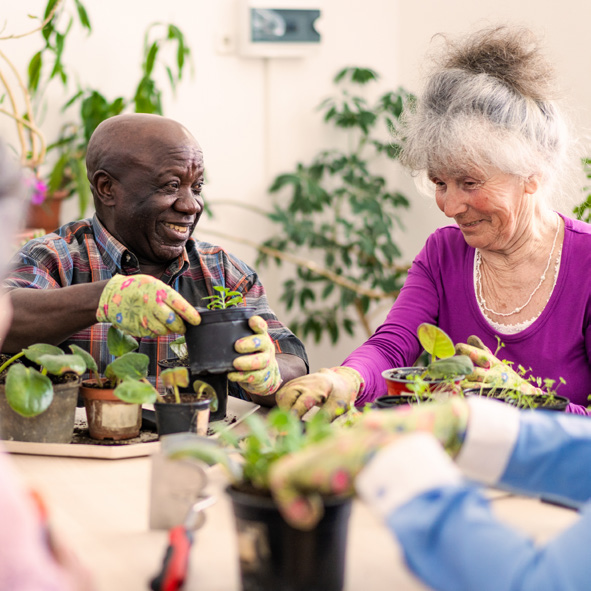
[4,215,308,391]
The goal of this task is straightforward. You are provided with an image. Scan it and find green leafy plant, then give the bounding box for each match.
[164,406,335,492]
[202,286,244,310]
[203,67,413,344]
[573,157,591,222]
[70,325,160,405]
[0,344,87,417]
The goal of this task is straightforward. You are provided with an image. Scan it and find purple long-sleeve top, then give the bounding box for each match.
[344,214,591,414]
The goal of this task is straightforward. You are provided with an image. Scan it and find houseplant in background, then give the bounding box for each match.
[0,344,87,443]
[202,67,413,345]
[163,407,352,591]
[0,0,193,231]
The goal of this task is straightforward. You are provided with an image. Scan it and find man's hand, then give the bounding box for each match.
[269,398,470,530]
[455,335,540,394]
[276,366,363,421]
[227,316,282,396]
[97,274,200,337]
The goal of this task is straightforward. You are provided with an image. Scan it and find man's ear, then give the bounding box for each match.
[92,170,116,206]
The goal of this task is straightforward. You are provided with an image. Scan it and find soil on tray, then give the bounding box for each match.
[70,407,240,445]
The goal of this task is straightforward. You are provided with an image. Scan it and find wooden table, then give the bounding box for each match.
[9,448,580,591]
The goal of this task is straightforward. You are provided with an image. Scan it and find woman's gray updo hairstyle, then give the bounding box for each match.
[398,26,577,206]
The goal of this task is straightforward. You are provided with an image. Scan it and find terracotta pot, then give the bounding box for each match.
[185,307,255,375]
[382,367,463,396]
[80,379,141,440]
[25,190,68,234]
[227,485,352,591]
[0,377,80,443]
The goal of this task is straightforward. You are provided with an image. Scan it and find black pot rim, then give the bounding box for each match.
[226,484,352,509]
[382,367,463,384]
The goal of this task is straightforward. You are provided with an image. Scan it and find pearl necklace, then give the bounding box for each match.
[475,215,561,318]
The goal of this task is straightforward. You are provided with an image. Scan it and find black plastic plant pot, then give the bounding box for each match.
[191,372,228,422]
[463,386,570,412]
[373,394,433,409]
[227,485,352,591]
[185,307,255,375]
[154,398,211,437]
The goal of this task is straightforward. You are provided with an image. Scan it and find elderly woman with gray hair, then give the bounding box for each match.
[277,26,591,416]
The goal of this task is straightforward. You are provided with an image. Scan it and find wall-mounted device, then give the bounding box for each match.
[238,0,322,58]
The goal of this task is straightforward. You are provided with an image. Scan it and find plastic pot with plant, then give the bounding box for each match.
[0,344,87,443]
[161,408,352,591]
[381,323,474,400]
[154,366,218,437]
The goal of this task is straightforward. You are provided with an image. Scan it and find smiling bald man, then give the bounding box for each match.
[3,114,308,406]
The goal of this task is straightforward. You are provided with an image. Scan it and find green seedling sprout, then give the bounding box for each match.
[202,286,244,310]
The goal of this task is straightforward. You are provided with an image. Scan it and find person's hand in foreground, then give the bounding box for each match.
[269,398,469,530]
[455,335,541,394]
[227,315,282,396]
[275,366,363,421]
[97,274,201,337]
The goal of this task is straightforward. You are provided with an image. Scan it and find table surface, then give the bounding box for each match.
[9,437,580,591]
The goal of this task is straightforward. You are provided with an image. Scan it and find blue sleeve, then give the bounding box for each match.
[499,410,591,507]
[389,485,591,591]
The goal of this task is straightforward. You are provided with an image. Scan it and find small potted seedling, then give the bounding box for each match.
[0,344,87,443]
[184,286,255,376]
[160,407,352,591]
[154,366,218,436]
[74,326,161,440]
[379,323,473,405]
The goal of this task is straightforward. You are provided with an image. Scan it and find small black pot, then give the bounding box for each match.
[227,485,352,591]
[463,386,570,412]
[373,393,433,409]
[185,307,255,375]
[157,359,229,422]
[154,397,211,437]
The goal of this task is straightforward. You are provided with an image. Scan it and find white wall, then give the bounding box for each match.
[2,0,590,370]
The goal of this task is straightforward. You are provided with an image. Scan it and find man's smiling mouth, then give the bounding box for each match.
[163,222,189,234]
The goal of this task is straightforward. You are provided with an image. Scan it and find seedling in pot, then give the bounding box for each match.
[0,344,87,417]
[159,366,219,412]
[202,286,244,310]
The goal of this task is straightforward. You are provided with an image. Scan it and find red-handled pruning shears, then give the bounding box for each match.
[150,495,216,591]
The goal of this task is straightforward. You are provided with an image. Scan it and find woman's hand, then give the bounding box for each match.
[455,336,540,394]
[275,366,363,421]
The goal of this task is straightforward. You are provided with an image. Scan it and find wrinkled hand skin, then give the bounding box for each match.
[227,315,282,396]
[269,398,469,530]
[455,336,541,394]
[97,274,200,337]
[275,366,363,421]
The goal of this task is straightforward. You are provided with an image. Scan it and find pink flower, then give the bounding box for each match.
[24,174,48,205]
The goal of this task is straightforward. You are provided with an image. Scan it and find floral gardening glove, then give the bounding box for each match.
[275,366,363,421]
[97,274,201,337]
[227,316,282,396]
[455,335,540,394]
[269,398,470,530]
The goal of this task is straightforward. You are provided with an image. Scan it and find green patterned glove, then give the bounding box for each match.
[97,274,201,337]
[456,336,540,394]
[227,316,282,396]
[269,398,470,530]
[276,366,363,421]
